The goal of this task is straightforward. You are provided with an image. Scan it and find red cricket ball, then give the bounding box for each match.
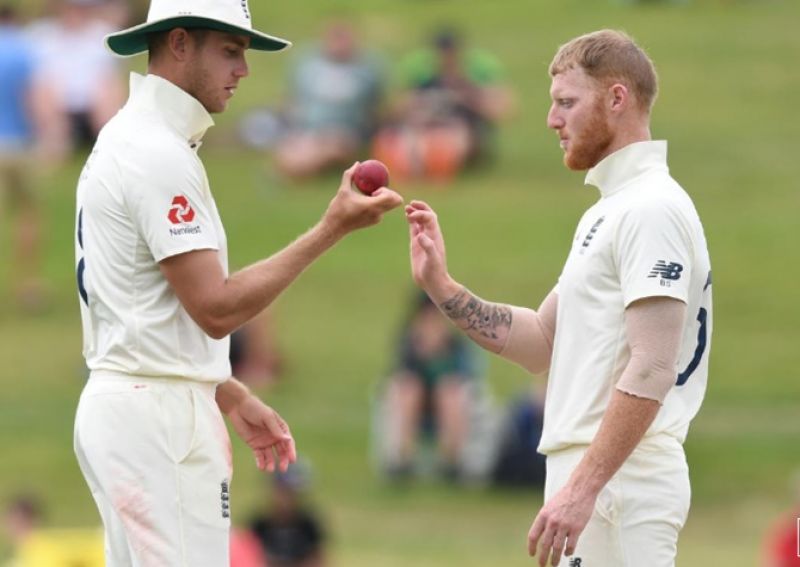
[352,160,390,195]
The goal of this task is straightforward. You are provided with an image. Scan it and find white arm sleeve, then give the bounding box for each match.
[498,290,557,375]
[616,296,687,403]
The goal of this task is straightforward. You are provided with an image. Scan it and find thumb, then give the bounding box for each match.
[340,161,360,189]
[417,233,436,254]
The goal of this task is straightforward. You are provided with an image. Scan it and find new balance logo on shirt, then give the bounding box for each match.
[569,558,582,567]
[648,260,683,281]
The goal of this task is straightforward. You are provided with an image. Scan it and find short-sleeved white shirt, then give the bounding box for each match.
[74,73,231,383]
[539,141,712,454]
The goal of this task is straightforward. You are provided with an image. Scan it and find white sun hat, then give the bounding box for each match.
[105,0,291,57]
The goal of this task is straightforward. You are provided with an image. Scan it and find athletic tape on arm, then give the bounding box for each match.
[498,290,557,375]
[616,297,687,403]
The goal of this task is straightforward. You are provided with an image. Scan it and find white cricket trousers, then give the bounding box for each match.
[545,436,691,567]
[74,372,233,567]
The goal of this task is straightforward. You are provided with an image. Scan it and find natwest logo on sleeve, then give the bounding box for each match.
[167,195,196,224]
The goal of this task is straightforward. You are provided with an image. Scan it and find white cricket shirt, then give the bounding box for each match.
[539,141,712,454]
[74,73,231,383]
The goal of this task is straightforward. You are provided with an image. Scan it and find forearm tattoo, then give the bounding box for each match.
[439,287,512,340]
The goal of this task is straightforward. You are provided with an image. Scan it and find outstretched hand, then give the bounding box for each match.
[405,200,451,294]
[227,395,296,473]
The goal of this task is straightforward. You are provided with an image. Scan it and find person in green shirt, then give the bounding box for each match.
[373,28,514,182]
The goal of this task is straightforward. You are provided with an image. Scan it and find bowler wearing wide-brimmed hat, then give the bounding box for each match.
[73,1,404,564]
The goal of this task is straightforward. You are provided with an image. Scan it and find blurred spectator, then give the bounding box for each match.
[3,494,41,557]
[272,20,385,178]
[0,3,58,311]
[373,27,514,183]
[3,494,104,567]
[27,0,126,153]
[490,382,546,489]
[761,472,800,567]
[230,310,285,388]
[248,460,327,567]
[94,0,130,28]
[375,292,493,483]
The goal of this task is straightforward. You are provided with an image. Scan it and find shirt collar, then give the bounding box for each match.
[127,72,215,147]
[584,140,669,197]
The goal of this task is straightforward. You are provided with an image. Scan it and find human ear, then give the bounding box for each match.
[168,28,191,61]
[610,83,629,111]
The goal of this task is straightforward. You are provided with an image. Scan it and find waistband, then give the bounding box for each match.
[88,370,221,395]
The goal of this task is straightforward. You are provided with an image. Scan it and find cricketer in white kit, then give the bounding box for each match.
[73,1,404,565]
[404,30,712,567]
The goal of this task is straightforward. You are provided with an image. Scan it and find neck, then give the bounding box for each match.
[599,120,651,164]
[147,60,188,93]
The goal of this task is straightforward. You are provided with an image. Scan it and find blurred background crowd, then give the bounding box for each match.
[1,0,798,565]
[1,0,518,314]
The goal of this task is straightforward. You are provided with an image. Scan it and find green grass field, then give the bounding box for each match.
[1,0,799,565]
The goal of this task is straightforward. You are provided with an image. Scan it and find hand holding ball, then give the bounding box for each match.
[352,160,390,195]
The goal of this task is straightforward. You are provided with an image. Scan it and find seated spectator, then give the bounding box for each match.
[373,27,514,182]
[273,20,385,179]
[249,460,327,567]
[376,292,491,483]
[27,0,125,152]
[490,383,546,489]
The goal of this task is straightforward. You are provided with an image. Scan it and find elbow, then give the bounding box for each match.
[529,342,553,375]
[617,353,675,403]
[527,358,551,376]
[205,324,230,341]
[196,313,234,340]
[500,343,552,375]
[182,293,242,339]
[188,295,239,340]
[498,306,554,375]
[523,350,552,376]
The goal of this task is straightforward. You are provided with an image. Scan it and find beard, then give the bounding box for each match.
[564,99,614,171]
[186,60,224,114]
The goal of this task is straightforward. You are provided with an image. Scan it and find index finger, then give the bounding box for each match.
[406,200,434,213]
[406,210,437,225]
